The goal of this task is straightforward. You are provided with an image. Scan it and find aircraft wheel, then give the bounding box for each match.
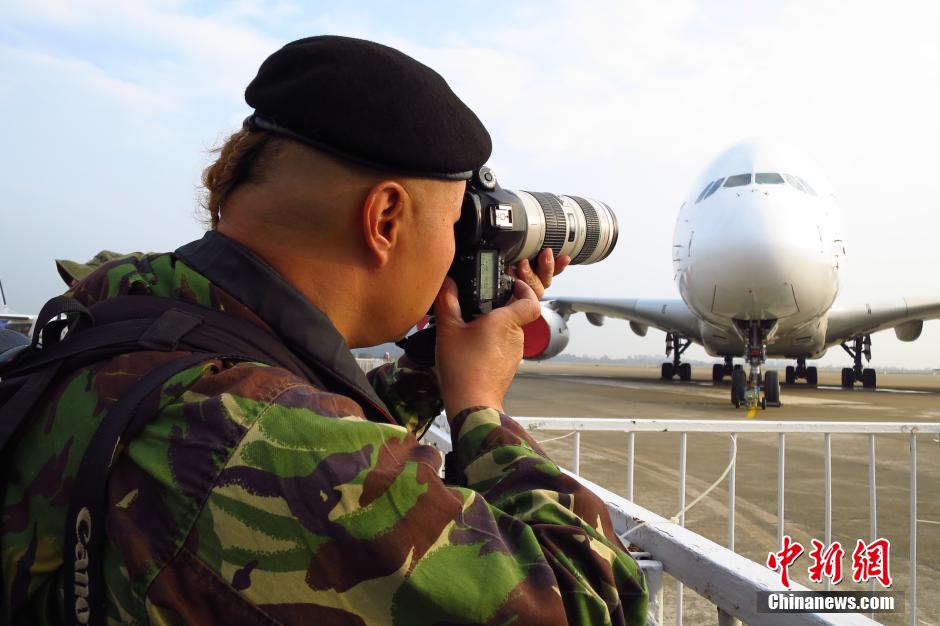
[733,364,743,371]
[806,366,818,387]
[862,368,877,389]
[841,367,854,388]
[785,365,795,385]
[712,363,724,384]
[661,363,674,380]
[679,363,692,381]
[765,370,781,406]
[731,369,746,408]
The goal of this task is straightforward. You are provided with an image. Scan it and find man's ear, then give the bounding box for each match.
[362,180,409,267]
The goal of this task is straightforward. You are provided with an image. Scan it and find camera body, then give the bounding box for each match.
[450,168,523,319]
[450,166,618,319]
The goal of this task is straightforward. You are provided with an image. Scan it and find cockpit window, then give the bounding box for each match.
[703,177,725,200]
[783,173,805,191]
[695,182,712,203]
[796,176,817,196]
[723,173,752,187]
[756,172,784,184]
[783,173,819,196]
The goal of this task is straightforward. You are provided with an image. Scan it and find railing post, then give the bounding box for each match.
[868,433,877,607]
[677,432,687,626]
[909,432,917,626]
[824,433,832,591]
[626,431,635,501]
[728,433,736,552]
[777,433,785,550]
[573,431,581,476]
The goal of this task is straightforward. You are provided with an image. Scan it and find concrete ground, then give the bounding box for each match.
[505,362,940,626]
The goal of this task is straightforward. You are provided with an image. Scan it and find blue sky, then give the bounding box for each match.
[2,0,940,367]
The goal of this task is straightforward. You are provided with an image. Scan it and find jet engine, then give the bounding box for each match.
[895,319,923,342]
[522,304,570,360]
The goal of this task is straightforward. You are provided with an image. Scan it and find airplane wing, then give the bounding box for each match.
[547,297,704,343]
[825,298,940,345]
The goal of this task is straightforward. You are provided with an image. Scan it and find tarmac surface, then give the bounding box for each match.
[504,362,940,626]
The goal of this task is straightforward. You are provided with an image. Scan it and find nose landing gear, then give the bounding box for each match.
[731,320,782,409]
[840,334,877,389]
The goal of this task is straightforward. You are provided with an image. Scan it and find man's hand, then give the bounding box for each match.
[434,249,570,418]
[435,278,539,417]
[509,249,571,300]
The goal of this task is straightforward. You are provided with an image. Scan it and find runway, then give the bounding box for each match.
[504,362,940,625]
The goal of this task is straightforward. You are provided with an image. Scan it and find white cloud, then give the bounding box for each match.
[1,46,176,113]
[6,0,280,100]
[2,0,939,366]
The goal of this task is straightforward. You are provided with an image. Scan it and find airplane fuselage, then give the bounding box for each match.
[672,140,844,359]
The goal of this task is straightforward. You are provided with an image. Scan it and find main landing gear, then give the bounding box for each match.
[730,320,781,410]
[711,356,734,384]
[840,334,877,389]
[784,357,818,386]
[661,332,692,381]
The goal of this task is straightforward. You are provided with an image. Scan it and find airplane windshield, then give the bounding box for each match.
[796,176,817,196]
[703,177,725,199]
[695,178,724,203]
[723,173,752,187]
[756,172,784,184]
[783,173,818,196]
[783,173,805,191]
[695,183,712,203]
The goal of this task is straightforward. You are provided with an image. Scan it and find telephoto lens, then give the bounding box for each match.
[451,167,619,318]
[507,189,618,266]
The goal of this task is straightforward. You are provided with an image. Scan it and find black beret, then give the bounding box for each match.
[244,35,491,179]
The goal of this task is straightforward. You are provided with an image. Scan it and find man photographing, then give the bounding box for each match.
[1,36,647,625]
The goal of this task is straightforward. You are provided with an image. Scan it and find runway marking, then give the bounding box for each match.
[746,407,757,419]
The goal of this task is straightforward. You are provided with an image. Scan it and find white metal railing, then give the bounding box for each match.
[511,418,940,626]
[422,418,932,625]
[572,470,876,626]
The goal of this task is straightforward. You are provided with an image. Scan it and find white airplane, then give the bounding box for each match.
[0,280,35,355]
[524,138,940,409]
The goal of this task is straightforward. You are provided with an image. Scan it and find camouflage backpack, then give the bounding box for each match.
[0,293,363,626]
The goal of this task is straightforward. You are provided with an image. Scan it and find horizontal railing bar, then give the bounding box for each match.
[575,471,880,626]
[515,417,940,434]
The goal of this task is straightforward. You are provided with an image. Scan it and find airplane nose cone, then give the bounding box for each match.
[688,188,832,319]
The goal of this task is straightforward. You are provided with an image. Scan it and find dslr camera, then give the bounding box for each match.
[450,166,618,319]
[399,166,618,365]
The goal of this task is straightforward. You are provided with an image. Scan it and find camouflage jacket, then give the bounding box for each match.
[2,232,647,625]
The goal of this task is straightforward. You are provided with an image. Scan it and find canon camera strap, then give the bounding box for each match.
[63,351,237,626]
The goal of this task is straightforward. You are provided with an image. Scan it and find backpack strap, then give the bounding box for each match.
[31,295,95,349]
[62,351,242,626]
[89,297,326,389]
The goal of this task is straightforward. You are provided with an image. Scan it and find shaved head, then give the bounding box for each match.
[214,136,466,347]
[219,140,378,248]
[218,140,462,251]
